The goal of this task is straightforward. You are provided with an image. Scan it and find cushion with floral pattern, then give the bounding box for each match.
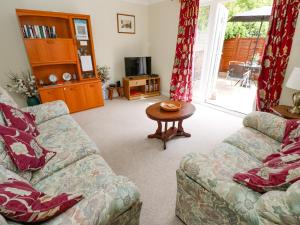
[0,178,83,222]
[0,125,55,171]
[282,119,300,147]
[233,147,300,193]
[264,141,300,163]
[0,103,39,137]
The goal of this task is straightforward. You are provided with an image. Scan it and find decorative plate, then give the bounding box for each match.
[62,72,72,81]
[160,101,181,112]
[49,74,58,83]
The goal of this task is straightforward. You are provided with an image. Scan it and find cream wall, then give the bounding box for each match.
[1,0,299,106]
[148,1,180,96]
[279,16,300,106]
[0,0,149,106]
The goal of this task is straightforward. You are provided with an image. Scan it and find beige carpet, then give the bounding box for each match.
[72,96,243,225]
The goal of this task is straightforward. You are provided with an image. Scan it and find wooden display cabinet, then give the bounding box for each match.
[16,9,104,113]
[123,76,160,100]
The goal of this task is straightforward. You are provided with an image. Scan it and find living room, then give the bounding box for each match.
[0,0,300,225]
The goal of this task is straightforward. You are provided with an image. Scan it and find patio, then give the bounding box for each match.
[205,75,257,114]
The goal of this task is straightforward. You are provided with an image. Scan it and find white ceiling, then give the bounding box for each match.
[120,0,167,5]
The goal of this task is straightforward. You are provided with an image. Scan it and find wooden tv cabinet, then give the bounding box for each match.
[123,76,160,100]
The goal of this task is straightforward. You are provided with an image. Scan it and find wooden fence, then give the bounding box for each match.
[219,37,266,72]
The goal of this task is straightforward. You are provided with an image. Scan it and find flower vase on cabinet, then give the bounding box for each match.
[27,96,40,106]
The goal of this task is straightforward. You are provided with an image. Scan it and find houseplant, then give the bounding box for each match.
[6,70,40,106]
[96,65,110,100]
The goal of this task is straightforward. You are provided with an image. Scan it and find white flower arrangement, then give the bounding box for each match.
[6,70,38,98]
[96,65,110,83]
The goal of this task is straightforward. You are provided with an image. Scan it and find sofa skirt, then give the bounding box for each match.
[111,201,142,225]
[176,169,249,225]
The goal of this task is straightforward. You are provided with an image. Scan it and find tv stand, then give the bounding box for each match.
[123,75,160,100]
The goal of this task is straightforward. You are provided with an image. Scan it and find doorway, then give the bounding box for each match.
[193,0,272,114]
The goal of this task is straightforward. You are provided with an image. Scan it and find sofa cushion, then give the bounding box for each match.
[0,103,39,137]
[0,140,31,181]
[180,142,261,224]
[31,115,98,184]
[234,151,300,193]
[224,127,281,161]
[34,154,140,225]
[0,125,55,171]
[0,178,83,223]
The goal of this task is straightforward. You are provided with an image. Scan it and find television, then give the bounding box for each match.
[125,57,151,76]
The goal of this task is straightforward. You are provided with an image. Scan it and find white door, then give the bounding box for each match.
[196,1,228,102]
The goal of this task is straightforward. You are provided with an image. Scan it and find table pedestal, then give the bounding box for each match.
[148,120,191,150]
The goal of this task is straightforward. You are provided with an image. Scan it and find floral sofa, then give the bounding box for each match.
[0,89,142,225]
[176,111,300,225]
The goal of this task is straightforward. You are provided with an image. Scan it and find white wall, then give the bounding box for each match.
[0,0,149,106]
[148,0,180,96]
[1,0,298,106]
[279,16,300,106]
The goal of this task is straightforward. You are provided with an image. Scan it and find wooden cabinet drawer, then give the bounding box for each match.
[84,82,104,109]
[25,39,76,65]
[64,85,86,113]
[39,81,104,113]
[129,79,146,87]
[39,88,65,103]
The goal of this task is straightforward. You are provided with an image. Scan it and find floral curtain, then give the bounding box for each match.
[256,0,300,112]
[170,0,200,102]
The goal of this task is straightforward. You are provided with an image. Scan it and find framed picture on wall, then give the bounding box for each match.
[117,14,135,34]
[74,19,89,40]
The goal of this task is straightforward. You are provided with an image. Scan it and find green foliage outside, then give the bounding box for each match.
[198,6,210,32]
[224,0,273,40]
[198,1,273,39]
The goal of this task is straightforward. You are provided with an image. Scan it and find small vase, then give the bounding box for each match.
[27,96,40,106]
[102,82,108,100]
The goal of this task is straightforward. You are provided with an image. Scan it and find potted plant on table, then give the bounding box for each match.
[96,65,110,100]
[6,70,40,106]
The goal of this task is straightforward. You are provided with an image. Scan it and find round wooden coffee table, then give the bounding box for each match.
[146,101,196,150]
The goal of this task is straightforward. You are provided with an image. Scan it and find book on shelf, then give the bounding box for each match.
[22,25,56,39]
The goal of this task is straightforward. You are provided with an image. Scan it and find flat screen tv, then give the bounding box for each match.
[125,57,151,76]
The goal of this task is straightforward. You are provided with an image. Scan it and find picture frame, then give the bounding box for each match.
[74,19,89,40]
[117,14,135,34]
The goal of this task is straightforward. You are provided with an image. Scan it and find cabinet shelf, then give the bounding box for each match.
[24,38,73,41]
[32,61,77,67]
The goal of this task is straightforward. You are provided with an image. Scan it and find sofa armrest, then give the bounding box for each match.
[243,111,286,142]
[255,181,300,225]
[22,100,69,125]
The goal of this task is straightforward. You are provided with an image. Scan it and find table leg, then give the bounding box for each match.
[163,122,168,150]
[177,120,191,137]
[148,121,162,139]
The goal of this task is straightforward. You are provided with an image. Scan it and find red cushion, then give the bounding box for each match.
[264,142,300,163]
[233,144,300,193]
[0,103,39,137]
[282,119,300,147]
[0,178,83,222]
[0,125,55,171]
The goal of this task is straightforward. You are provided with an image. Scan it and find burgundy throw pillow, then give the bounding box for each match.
[282,119,300,147]
[264,142,300,163]
[233,150,300,193]
[0,125,55,171]
[0,178,83,222]
[0,103,39,137]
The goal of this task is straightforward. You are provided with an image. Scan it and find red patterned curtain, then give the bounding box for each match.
[170,0,199,102]
[256,1,300,112]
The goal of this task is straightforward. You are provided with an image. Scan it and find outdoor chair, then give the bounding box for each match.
[226,61,251,87]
